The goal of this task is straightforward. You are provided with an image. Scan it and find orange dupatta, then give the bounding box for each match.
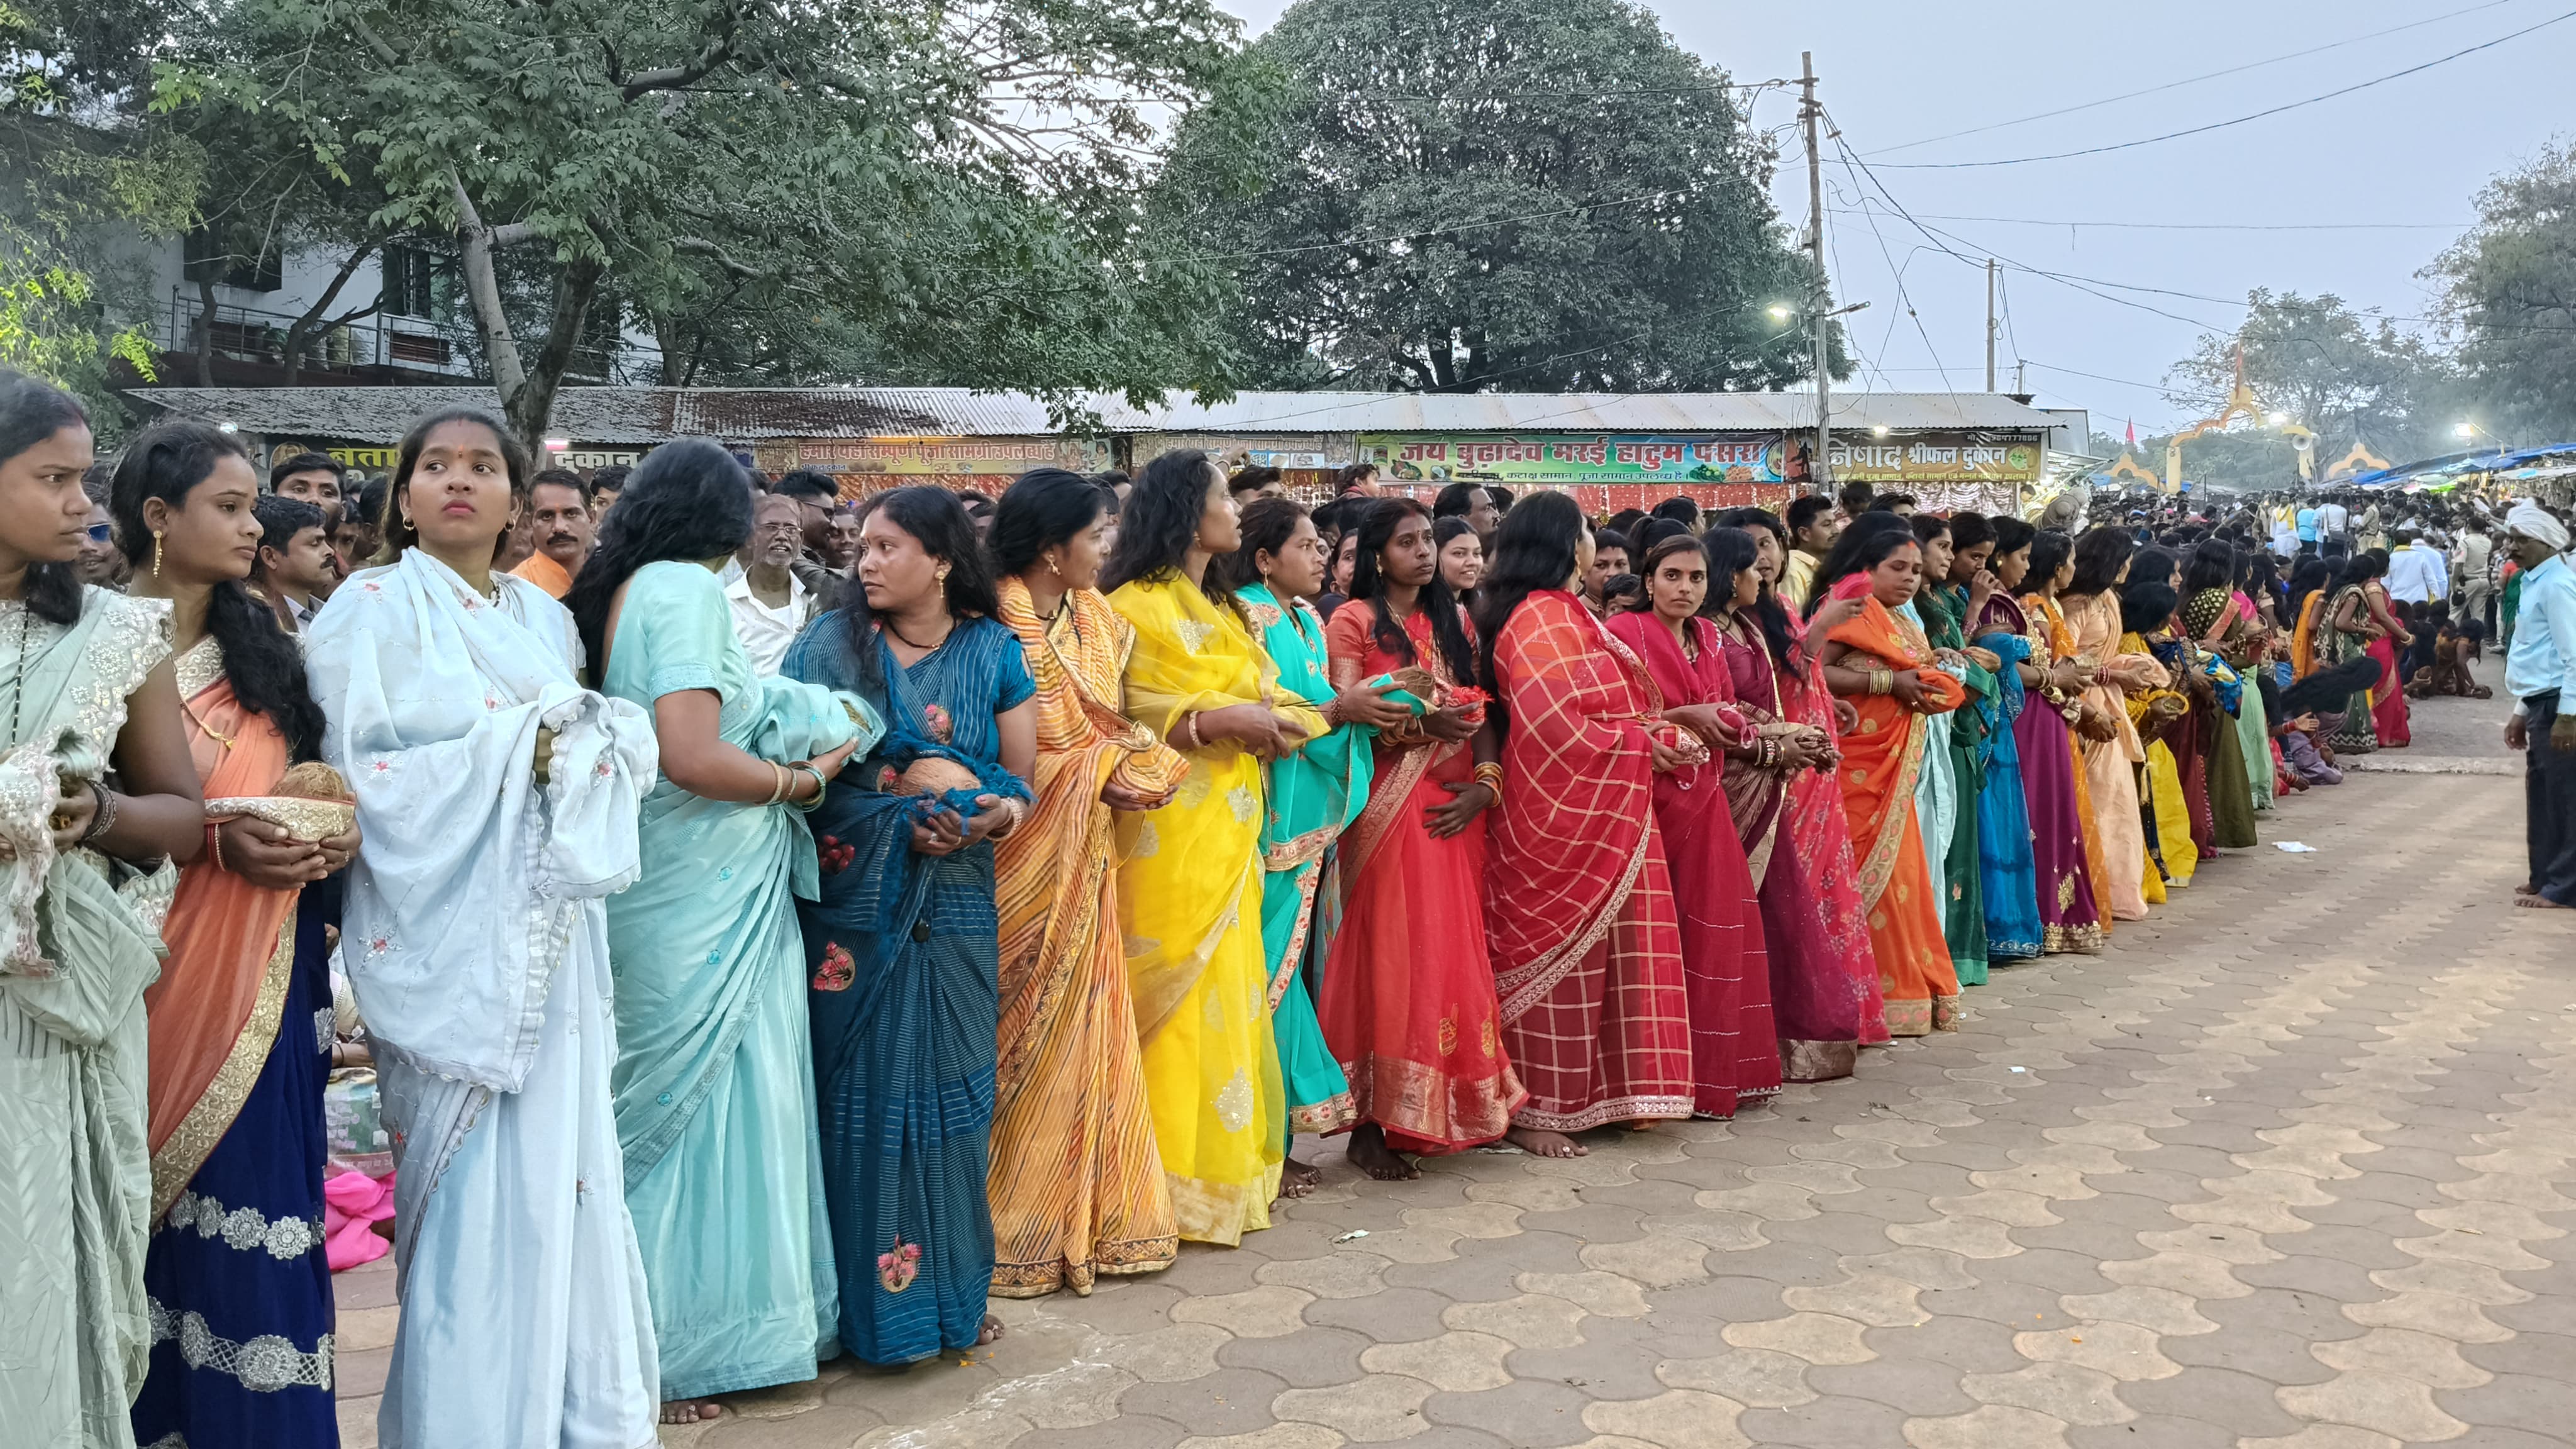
[144,655,303,1218]
[2289,591,2324,679]
[1824,580,1965,909]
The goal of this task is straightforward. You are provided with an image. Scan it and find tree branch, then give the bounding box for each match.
[616,0,747,103]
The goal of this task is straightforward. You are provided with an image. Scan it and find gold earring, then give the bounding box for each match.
[936,563,951,585]
[152,530,165,578]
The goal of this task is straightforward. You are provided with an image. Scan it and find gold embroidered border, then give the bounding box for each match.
[152,913,298,1221]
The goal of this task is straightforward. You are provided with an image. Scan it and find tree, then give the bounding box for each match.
[2435,143,2576,444]
[1151,0,1831,394]
[2160,290,2450,490]
[167,0,1244,447]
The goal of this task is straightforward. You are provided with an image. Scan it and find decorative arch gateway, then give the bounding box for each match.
[2324,441,2392,482]
[2107,453,2160,487]
[2164,345,2314,492]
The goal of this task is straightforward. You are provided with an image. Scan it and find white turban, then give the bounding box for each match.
[2506,500,2570,553]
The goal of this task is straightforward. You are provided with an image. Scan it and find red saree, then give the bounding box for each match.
[1602,611,1778,1116]
[1825,580,1967,1037]
[1319,603,1526,1152]
[145,654,304,1216]
[1485,591,1695,1131]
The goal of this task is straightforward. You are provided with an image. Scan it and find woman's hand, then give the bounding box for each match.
[1663,702,1743,751]
[314,823,361,877]
[1332,677,1414,730]
[1423,780,1495,838]
[804,738,860,784]
[2077,703,2119,743]
[909,809,966,857]
[1814,596,1867,632]
[1194,703,1308,760]
[958,795,1019,847]
[1772,732,1823,771]
[1888,670,1935,710]
[1831,696,1860,734]
[46,777,95,855]
[2047,657,2088,694]
[1966,568,1998,619]
[220,816,330,889]
[1420,703,1478,743]
[1963,645,2003,674]
[1101,778,1175,812]
[1648,735,1692,774]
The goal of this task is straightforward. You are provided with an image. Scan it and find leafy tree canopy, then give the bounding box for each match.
[2436,142,2576,445]
[1153,0,1833,393]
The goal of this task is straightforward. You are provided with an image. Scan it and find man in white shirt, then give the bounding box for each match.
[726,492,813,675]
[2385,529,2450,604]
[2314,496,2351,547]
[2455,519,2496,631]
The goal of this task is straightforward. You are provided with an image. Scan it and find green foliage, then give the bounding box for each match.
[1151,0,1830,393]
[2157,289,2451,491]
[0,229,155,390]
[2436,142,2576,444]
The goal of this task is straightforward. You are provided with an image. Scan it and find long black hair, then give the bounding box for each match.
[833,485,999,695]
[2026,528,2074,587]
[2119,574,2179,636]
[0,370,91,625]
[2063,525,2137,600]
[1804,511,1918,616]
[1472,489,1584,706]
[380,408,530,567]
[1213,496,1309,596]
[567,438,754,686]
[1627,533,1707,614]
[1348,497,1476,683]
[2182,538,2235,597]
[1431,514,1482,608]
[109,420,326,760]
[989,467,1104,577]
[1703,525,1795,667]
[1099,448,1229,606]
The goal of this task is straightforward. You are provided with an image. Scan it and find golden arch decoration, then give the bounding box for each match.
[2324,442,2391,481]
[2107,453,2159,486]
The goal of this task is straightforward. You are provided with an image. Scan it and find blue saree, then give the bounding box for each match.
[1970,615,2044,962]
[786,613,1032,1365]
[601,560,881,1401]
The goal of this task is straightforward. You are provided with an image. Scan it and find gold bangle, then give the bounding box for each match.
[1174,713,1199,750]
[764,762,788,806]
[1473,762,1505,792]
[1868,669,1894,697]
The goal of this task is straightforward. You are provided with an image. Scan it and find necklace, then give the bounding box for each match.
[882,612,953,652]
[3,604,28,747]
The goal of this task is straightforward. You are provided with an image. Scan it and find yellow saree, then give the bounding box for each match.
[1108,574,1327,1243]
[989,580,1191,1296]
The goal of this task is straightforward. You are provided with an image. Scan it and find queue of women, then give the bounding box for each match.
[0,368,2349,1449]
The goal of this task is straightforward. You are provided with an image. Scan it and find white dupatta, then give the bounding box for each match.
[304,548,658,1094]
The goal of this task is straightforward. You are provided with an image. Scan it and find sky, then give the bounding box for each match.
[1210,0,2576,436]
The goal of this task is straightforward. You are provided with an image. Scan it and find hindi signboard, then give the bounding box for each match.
[1825,433,2044,486]
[1358,434,1782,486]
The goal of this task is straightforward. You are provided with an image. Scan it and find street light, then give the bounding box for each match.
[1767,304,1794,323]
[2267,412,2287,426]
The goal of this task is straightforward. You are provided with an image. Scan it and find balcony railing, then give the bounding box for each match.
[151,292,642,382]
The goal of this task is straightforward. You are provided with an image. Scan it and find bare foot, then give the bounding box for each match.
[2517,882,2538,896]
[2514,894,2571,909]
[1345,1123,1420,1181]
[1278,1157,1322,1199]
[977,1314,1006,1346]
[660,1400,724,1424]
[1506,1126,1587,1158]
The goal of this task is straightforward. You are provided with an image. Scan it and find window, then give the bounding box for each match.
[381,245,452,319]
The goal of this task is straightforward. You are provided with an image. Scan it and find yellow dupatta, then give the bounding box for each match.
[1108,572,1326,1243]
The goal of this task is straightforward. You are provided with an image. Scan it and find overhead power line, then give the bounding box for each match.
[1864,0,2534,155]
[1833,210,2472,233]
[1870,6,2576,170]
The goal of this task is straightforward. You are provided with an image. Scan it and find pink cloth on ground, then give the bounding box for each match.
[323,1168,396,1271]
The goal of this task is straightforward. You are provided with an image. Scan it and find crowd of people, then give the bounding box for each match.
[5,369,2572,1449]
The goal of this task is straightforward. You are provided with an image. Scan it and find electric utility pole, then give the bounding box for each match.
[1801,52,1831,495]
[1985,258,1998,392]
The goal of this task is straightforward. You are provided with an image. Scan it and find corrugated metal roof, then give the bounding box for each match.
[127,384,2054,443]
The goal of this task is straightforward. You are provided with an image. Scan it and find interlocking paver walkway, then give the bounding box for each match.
[330,696,2575,1448]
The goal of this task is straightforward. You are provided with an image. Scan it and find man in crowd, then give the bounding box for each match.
[728,492,815,676]
[1651,496,1699,535]
[1335,462,1382,499]
[337,475,388,577]
[1230,465,1289,504]
[827,510,861,574]
[510,468,595,599]
[2315,492,2351,550]
[1836,479,1875,526]
[589,463,630,525]
[1580,528,1630,618]
[1433,480,1502,539]
[252,495,338,633]
[2454,514,2496,635]
[78,464,124,588]
[2502,501,2576,910]
[2386,528,2450,606]
[772,467,850,609]
[1784,494,1840,606]
[270,450,347,518]
[1869,492,1919,516]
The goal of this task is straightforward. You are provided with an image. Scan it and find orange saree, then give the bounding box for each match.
[1825,582,1966,1037]
[145,651,305,1217]
[989,579,1190,1296]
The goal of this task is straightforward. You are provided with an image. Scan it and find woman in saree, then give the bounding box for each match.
[1602,535,1779,1119]
[1434,516,1484,613]
[2318,553,2386,754]
[2127,547,2219,868]
[985,469,1188,1298]
[311,409,663,1446]
[1809,518,1968,1037]
[1965,518,2044,963]
[1321,498,1524,1179]
[1476,492,1713,1157]
[569,439,876,1415]
[0,374,205,1445]
[118,422,357,1449]
[2013,529,2109,953]
[2359,548,2414,748]
[1104,450,1322,1240]
[1704,508,1884,1079]
[1221,497,1421,1187]
[2229,550,2280,811]
[1910,513,1998,985]
[2182,541,2260,849]
[2060,527,2168,921]
[776,486,1033,1362]
[2115,574,2199,897]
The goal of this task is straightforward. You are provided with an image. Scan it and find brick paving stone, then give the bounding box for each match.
[311,758,2576,1448]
